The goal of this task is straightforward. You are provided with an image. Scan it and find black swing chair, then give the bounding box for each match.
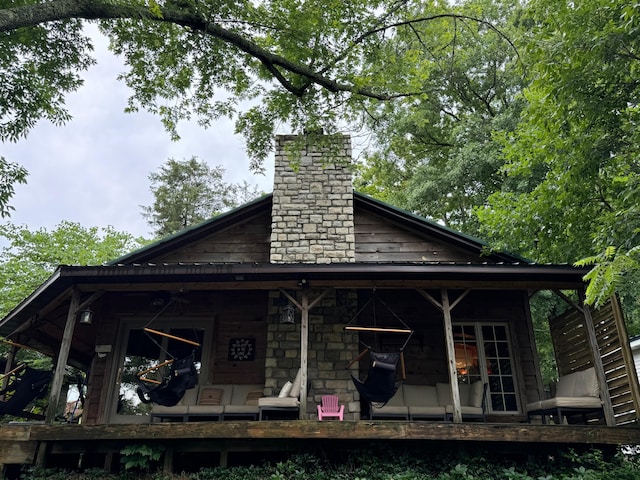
[345,291,414,409]
[0,364,52,419]
[134,295,202,407]
[135,349,198,407]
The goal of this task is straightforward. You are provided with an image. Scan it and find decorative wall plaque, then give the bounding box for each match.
[228,337,256,361]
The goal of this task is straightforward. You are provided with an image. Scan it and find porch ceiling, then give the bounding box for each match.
[0,262,588,339]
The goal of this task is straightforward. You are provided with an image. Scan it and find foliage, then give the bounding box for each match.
[0,156,27,218]
[141,157,261,238]
[18,448,640,480]
[0,1,518,170]
[355,0,525,236]
[476,0,640,307]
[120,443,164,472]
[0,221,146,319]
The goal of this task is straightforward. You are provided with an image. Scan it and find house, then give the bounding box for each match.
[0,133,639,472]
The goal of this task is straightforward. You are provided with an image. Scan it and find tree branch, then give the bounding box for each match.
[0,0,406,100]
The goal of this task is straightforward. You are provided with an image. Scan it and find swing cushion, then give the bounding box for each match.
[188,385,231,415]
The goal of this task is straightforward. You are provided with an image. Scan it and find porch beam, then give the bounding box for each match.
[552,289,583,314]
[417,289,441,310]
[578,290,616,426]
[449,289,471,311]
[441,288,462,423]
[45,287,81,423]
[76,291,105,313]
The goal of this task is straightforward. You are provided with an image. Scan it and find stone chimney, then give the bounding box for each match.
[270,134,355,264]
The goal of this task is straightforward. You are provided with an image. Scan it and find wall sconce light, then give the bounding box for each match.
[78,309,93,326]
[280,302,296,324]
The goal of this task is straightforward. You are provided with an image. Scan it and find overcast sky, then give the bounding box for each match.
[2,27,274,241]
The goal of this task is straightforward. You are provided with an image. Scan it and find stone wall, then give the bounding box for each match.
[270,134,355,264]
[265,289,361,420]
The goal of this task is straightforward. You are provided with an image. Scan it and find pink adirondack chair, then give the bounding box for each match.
[317,394,344,421]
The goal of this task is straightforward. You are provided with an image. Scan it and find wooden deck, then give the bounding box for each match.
[2,421,640,469]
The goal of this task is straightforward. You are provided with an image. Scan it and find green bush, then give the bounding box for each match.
[19,447,640,480]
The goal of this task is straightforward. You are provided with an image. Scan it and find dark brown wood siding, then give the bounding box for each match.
[152,213,271,264]
[208,291,268,385]
[354,210,483,263]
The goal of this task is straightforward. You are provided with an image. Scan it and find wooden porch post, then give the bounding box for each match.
[299,291,309,419]
[1,345,18,399]
[441,288,462,423]
[45,288,80,423]
[281,288,330,419]
[579,290,616,426]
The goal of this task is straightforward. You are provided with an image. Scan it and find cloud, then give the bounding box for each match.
[1,26,274,240]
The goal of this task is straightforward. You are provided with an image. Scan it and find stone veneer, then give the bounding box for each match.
[270,134,355,264]
[265,289,361,420]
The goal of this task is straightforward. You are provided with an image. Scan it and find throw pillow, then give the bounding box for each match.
[278,381,293,398]
[245,390,263,406]
[198,387,223,405]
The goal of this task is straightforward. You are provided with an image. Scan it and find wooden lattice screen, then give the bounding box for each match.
[550,296,640,425]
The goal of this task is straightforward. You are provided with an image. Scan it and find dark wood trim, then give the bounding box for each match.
[4,421,638,445]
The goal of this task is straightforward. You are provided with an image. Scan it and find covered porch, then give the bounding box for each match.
[2,263,638,428]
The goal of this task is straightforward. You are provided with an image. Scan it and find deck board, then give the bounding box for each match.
[2,421,638,445]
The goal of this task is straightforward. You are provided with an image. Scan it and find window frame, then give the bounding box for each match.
[453,321,520,415]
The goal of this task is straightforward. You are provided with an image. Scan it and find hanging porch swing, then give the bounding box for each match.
[344,289,414,408]
[134,295,201,407]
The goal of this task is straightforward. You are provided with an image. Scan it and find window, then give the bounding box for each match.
[453,323,518,413]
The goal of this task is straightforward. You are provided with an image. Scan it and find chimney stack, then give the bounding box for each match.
[270,134,355,264]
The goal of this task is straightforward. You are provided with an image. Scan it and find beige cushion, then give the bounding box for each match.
[408,405,446,417]
[445,405,484,416]
[188,386,228,415]
[371,404,408,417]
[555,372,578,397]
[152,400,190,416]
[230,384,263,405]
[258,396,300,407]
[289,369,302,398]
[574,368,599,397]
[458,383,471,406]
[527,396,602,412]
[436,383,452,406]
[369,388,407,417]
[224,404,260,415]
[278,381,293,398]
[383,387,404,406]
[469,381,485,408]
[188,404,225,415]
[403,385,439,407]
